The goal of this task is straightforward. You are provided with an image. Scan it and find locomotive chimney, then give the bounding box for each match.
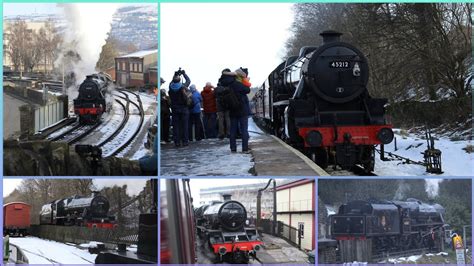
[92,191,100,197]
[320,30,343,44]
[222,194,232,201]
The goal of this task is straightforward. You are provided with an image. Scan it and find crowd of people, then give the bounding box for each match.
[160,67,252,153]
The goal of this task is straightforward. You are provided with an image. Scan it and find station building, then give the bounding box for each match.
[115,49,157,88]
[3,20,57,72]
[276,179,315,251]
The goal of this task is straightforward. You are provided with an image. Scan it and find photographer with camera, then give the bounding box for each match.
[168,68,191,147]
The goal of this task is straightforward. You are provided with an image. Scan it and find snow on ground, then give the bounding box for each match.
[375,129,472,176]
[9,236,96,264]
[79,241,103,248]
[161,138,254,176]
[161,118,259,176]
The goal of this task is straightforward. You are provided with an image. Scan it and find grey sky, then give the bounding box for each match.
[3,3,59,16]
[161,3,294,90]
[160,178,294,207]
[3,179,147,197]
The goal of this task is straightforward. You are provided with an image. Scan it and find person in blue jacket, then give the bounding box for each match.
[218,69,251,153]
[188,84,204,141]
[168,69,191,147]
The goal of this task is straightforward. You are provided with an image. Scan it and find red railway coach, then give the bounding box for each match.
[3,202,32,236]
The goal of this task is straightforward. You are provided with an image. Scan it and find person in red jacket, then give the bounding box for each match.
[201,82,218,138]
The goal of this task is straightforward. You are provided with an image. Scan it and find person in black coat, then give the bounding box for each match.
[168,70,191,147]
[218,70,251,152]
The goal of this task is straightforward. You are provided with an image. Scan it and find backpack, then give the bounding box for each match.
[218,85,241,112]
[181,86,194,108]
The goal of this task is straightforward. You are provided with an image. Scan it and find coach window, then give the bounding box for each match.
[122,62,126,71]
[139,63,142,73]
[298,222,304,238]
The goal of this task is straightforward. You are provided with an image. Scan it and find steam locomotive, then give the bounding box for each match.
[252,30,394,173]
[39,192,116,228]
[330,199,446,253]
[196,196,263,263]
[73,72,113,124]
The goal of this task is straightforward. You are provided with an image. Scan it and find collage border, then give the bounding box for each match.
[0,0,472,265]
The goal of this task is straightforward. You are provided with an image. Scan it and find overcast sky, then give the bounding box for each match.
[3,3,59,16]
[160,178,281,207]
[3,179,147,197]
[3,3,155,17]
[161,3,294,91]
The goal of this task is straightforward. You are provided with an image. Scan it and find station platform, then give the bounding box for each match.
[160,118,328,176]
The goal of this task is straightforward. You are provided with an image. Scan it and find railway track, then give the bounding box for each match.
[45,89,145,158]
[48,123,102,145]
[100,89,145,157]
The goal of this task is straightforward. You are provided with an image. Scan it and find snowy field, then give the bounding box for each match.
[9,237,96,264]
[375,129,473,176]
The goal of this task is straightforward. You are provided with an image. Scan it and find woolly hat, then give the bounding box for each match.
[189,84,197,91]
[205,82,212,87]
[222,69,237,76]
[235,68,247,78]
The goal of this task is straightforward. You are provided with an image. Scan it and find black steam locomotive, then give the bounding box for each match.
[330,199,446,253]
[73,72,113,124]
[252,30,394,173]
[39,192,116,228]
[196,196,263,263]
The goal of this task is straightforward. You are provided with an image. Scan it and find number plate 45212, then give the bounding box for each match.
[330,61,350,68]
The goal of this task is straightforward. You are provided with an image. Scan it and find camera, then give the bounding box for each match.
[175,67,185,76]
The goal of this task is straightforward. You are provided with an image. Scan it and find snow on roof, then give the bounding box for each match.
[118,49,157,58]
[3,202,31,207]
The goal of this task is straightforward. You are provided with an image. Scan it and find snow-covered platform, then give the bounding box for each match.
[7,236,96,264]
[160,118,328,176]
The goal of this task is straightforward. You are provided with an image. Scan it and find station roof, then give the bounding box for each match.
[3,202,31,207]
[117,49,157,58]
[275,179,314,191]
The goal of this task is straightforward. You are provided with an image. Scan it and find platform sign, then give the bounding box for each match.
[451,234,465,265]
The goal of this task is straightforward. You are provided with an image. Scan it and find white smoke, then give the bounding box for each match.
[56,3,118,89]
[425,179,442,198]
[393,180,410,200]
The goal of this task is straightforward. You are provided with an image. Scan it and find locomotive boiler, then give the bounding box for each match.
[197,195,263,263]
[39,192,115,228]
[330,199,446,254]
[203,199,247,231]
[253,30,394,173]
[73,72,113,124]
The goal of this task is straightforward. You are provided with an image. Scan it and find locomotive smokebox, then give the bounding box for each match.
[320,30,342,44]
[222,194,232,201]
